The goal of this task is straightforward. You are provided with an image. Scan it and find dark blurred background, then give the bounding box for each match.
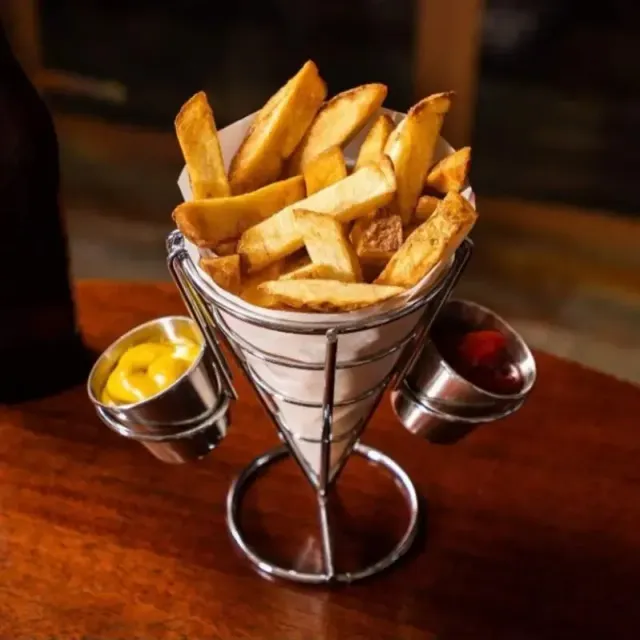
[2,0,639,381]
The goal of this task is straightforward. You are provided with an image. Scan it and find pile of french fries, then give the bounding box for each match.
[173,60,477,313]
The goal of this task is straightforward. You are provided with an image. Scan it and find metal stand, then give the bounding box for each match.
[166,231,472,584]
[226,443,419,584]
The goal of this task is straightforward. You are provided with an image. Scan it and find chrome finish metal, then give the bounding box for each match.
[167,232,237,402]
[392,299,536,443]
[391,382,524,444]
[162,230,472,582]
[87,315,232,463]
[226,443,420,584]
[96,397,230,463]
[407,299,536,413]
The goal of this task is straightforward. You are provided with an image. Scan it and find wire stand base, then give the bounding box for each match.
[226,443,420,585]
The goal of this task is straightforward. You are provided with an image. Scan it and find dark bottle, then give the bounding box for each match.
[0,20,90,403]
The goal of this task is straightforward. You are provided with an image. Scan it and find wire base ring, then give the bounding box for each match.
[226,443,420,584]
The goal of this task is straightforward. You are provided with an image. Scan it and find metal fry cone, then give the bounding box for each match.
[174,106,474,488]
[215,306,427,485]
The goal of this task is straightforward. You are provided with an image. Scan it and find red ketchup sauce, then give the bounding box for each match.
[431,320,524,395]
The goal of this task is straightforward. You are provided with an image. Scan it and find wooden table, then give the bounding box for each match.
[2,281,640,640]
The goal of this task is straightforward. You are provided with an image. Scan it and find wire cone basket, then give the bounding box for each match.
[167,229,472,583]
[164,104,476,583]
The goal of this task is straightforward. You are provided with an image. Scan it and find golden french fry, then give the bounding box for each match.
[175,91,230,199]
[238,159,396,272]
[376,191,477,288]
[355,113,395,171]
[215,240,238,256]
[294,210,362,282]
[172,176,305,248]
[229,61,327,194]
[355,213,403,263]
[303,146,347,195]
[384,92,453,224]
[200,255,241,293]
[287,83,388,175]
[414,194,442,221]
[258,280,404,312]
[239,262,284,308]
[425,146,471,194]
[279,263,354,282]
[348,207,385,248]
[349,206,394,247]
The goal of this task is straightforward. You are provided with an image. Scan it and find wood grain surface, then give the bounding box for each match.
[1,281,640,640]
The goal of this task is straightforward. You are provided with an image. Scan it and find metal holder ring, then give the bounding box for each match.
[226,443,420,584]
[166,231,473,584]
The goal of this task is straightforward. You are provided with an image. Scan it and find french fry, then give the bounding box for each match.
[376,191,477,288]
[425,146,471,194]
[280,263,354,282]
[295,210,362,282]
[239,262,284,308]
[199,255,241,294]
[384,92,453,224]
[229,61,327,194]
[238,159,396,272]
[175,91,230,199]
[215,240,238,256]
[349,206,391,247]
[354,113,394,171]
[172,176,305,248]
[355,213,403,263]
[258,280,404,312]
[303,146,347,195]
[287,83,388,175]
[414,194,441,221]
[174,63,470,315]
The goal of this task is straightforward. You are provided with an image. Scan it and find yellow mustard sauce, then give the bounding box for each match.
[101,337,200,405]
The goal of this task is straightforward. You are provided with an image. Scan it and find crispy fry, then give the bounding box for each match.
[348,206,390,248]
[280,263,353,282]
[238,159,396,272]
[376,191,477,288]
[384,92,453,224]
[425,146,471,194]
[174,62,464,315]
[287,83,388,175]
[175,91,230,199]
[228,61,326,194]
[294,210,362,282]
[239,262,284,308]
[199,255,241,293]
[172,176,305,248]
[215,240,237,256]
[258,280,404,312]
[414,194,441,221]
[355,213,403,263]
[355,113,394,171]
[303,146,347,195]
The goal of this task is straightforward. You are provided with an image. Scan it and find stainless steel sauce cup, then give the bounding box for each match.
[392,300,536,443]
[87,316,230,463]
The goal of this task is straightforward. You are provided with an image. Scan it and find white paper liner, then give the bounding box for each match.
[176,107,475,477]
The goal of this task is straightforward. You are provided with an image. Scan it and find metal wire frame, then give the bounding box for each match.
[166,230,473,583]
